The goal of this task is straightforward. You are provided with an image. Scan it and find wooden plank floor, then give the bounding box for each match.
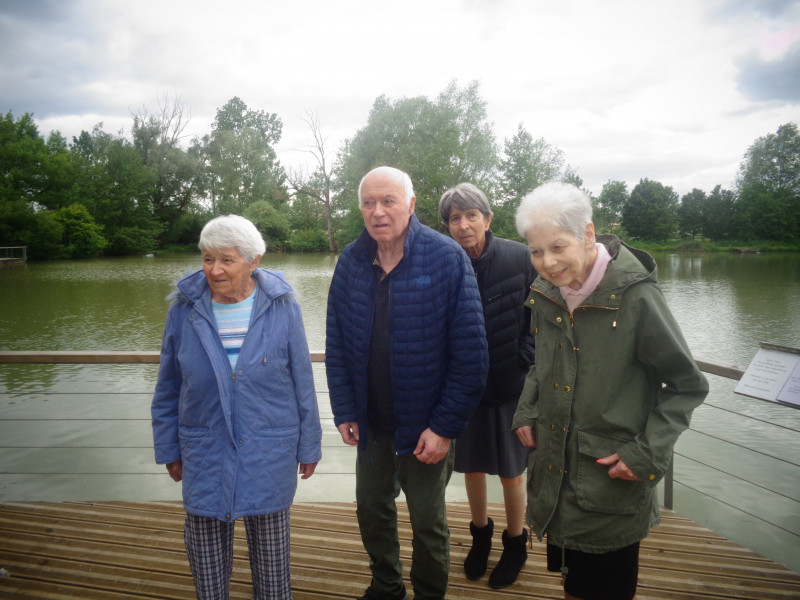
[1,501,798,600]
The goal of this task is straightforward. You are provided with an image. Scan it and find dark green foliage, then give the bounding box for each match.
[622,179,679,241]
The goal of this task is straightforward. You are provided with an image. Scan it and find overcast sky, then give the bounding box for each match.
[1,0,799,197]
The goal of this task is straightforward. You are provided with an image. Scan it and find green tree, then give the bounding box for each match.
[594,180,628,235]
[497,123,565,206]
[735,122,800,241]
[333,81,498,244]
[131,94,202,246]
[71,124,160,254]
[56,203,107,257]
[678,188,707,238]
[737,122,800,195]
[197,97,288,215]
[703,185,736,241]
[243,200,289,251]
[622,178,679,241]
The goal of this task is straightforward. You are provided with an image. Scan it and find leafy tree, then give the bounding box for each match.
[131,94,202,245]
[594,180,628,235]
[56,203,107,257]
[497,123,565,207]
[703,185,736,241]
[735,122,800,241]
[243,200,289,251]
[71,124,160,254]
[333,81,498,243]
[737,122,800,195]
[622,178,679,241]
[678,188,707,238]
[197,97,288,215]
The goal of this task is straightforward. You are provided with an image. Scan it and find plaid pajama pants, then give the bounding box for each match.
[184,508,292,599]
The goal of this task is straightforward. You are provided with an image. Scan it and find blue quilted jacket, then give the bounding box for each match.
[325,215,488,455]
[152,268,322,521]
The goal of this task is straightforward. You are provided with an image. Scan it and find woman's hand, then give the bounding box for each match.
[596,453,641,481]
[299,462,318,479]
[515,425,536,449]
[166,459,183,482]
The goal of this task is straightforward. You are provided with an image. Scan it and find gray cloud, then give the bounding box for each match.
[737,41,800,102]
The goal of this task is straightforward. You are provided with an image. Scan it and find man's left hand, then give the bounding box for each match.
[413,428,451,464]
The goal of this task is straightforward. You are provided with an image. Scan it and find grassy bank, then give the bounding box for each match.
[627,239,800,253]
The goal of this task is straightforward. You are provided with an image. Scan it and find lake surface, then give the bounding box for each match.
[1,250,799,572]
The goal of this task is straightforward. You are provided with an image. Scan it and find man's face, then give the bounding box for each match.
[360,172,416,246]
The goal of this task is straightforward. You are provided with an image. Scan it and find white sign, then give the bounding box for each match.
[735,344,800,408]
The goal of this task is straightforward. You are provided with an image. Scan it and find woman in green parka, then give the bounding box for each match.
[511,182,708,600]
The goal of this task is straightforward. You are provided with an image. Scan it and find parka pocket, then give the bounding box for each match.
[575,429,646,515]
[179,426,216,508]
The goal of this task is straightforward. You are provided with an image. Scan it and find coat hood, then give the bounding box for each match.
[169,267,294,306]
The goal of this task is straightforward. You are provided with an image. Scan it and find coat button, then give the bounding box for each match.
[556,317,562,323]
[564,386,571,393]
[649,474,656,481]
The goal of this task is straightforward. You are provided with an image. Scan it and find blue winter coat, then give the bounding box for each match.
[151,268,322,522]
[325,215,488,455]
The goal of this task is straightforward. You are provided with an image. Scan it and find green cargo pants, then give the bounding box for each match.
[356,429,454,600]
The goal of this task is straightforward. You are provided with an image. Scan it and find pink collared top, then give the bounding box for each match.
[559,243,612,313]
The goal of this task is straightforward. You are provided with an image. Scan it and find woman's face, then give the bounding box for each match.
[202,247,259,302]
[447,206,492,258]
[525,222,596,290]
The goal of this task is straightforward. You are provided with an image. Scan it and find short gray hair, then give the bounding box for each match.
[198,214,266,262]
[358,166,415,206]
[439,183,493,224]
[516,182,593,241]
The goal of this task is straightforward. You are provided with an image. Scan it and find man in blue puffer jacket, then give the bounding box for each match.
[326,166,488,600]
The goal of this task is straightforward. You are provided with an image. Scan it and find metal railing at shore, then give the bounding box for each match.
[0,350,745,511]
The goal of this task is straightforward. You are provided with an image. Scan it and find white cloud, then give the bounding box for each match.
[1,0,798,198]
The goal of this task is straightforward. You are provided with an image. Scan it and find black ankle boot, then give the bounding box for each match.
[488,528,528,589]
[464,518,494,580]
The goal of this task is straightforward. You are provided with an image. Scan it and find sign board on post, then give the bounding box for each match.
[734,343,800,409]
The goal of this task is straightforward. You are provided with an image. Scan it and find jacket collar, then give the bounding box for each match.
[532,235,656,309]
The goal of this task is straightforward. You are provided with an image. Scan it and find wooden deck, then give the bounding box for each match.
[1,501,798,600]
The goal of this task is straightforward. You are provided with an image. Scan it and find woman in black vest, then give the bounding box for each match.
[439,183,537,589]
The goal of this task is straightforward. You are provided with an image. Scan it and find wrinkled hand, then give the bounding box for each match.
[413,428,451,464]
[596,453,641,481]
[515,425,536,449]
[166,459,183,482]
[337,422,360,446]
[299,462,318,479]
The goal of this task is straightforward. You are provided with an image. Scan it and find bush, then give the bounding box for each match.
[289,228,328,252]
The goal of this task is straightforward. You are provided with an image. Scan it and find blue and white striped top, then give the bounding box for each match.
[212,289,256,369]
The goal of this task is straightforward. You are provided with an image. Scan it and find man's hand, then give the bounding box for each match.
[596,453,641,481]
[166,459,182,482]
[413,428,451,464]
[299,462,318,479]
[515,425,536,449]
[337,422,360,446]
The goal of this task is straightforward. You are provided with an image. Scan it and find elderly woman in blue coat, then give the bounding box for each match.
[151,215,322,600]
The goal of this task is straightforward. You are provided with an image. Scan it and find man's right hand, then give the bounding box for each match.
[337,422,360,446]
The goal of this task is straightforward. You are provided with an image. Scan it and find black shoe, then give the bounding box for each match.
[464,517,494,580]
[488,528,528,589]
[358,584,409,600]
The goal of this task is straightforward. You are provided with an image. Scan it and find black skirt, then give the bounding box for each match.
[454,400,530,478]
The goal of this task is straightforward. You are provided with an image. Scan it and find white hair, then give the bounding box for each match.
[516,182,593,241]
[358,166,415,206]
[198,214,266,262]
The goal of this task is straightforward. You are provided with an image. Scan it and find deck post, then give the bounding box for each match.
[664,453,674,509]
